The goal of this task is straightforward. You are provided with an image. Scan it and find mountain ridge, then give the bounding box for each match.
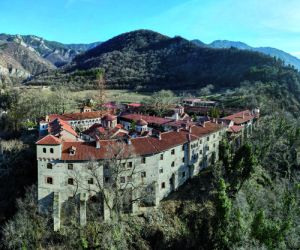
[0,34,100,67]
[27,29,300,93]
[191,39,300,70]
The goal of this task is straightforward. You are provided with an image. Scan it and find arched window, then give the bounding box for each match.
[43,148,46,153]
[50,148,54,154]
[47,163,52,169]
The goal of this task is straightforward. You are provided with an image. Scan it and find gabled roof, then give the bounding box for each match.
[36,135,61,145]
[61,122,224,160]
[120,114,172,126]
[102,114,117,121]
[137,118,148,126]
[48,118,78,137]
[48,110,109,121]
[222,110,255,125]
[228,125,244,133]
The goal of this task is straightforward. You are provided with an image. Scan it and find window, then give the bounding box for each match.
[161,182,165,189]
[127,176,132,182]
[141,157,146,164]
[105,177,110,183]
[47,163,52,169]
[46,177,53,184]
[159,168,163,174]
[88,178,94,184]
[68,178,74,185]
[182,157,185,163]
[207,136,210,141]
[50,148,54,154]
[182,144,185,151]
[141,171,146,178]
[68,164,73,170]
[43,148,46,153]
[200,139,202,144]
[160,154,164,160]
[171,161,175,167]
[213,134,216,139]
[171,149,175,155]
[120,177,125,183]
[213,143,216,148]
[182,172,186,178]
[200,150,203,154]
[127,162,133,168]
[122,163,126,168]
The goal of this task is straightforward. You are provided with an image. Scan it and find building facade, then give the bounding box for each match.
[37,119,226,230]
[36,106,260,230]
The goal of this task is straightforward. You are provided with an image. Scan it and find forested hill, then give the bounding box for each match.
[27,29,300,94]
[203,40,300,70]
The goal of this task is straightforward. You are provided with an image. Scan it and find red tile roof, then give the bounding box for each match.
[48,110,109,122]
[61,122,223,160]
[137,119,148,126]
[120,114,172,126]
[127,103,142,107]
[82,123,128,140]
[48,118,78,137]
[102,114,117,121]
[228,125,244,133]
[222,110,255,125]
[36,135,61,145]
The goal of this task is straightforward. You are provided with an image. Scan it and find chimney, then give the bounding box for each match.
[189,126,192,133]
[96,140,101,149]
[242,112,245,119]
[158,132,162,140]
[174,112,179,121]
[176,127,180,132]
[202,122,205,128]
[127,138,132,145]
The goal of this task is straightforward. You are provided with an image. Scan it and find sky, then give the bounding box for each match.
[1,0,300,58]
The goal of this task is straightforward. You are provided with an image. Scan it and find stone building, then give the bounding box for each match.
[37,113,226,230]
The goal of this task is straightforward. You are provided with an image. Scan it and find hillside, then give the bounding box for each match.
[0,42,55,84]
[0,34,100,67]
[27,30,300,94]
[200,40,300,70]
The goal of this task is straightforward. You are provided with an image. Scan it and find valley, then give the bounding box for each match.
[0,29,300,250]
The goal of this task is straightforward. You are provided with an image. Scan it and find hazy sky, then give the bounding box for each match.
[1,0,300,58]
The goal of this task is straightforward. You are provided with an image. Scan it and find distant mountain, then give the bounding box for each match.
[0,41,55,84]
[192,40,300,70]
[28,29,298,92]
[190,39,207,47]
[63,42,101,52]
[0,34,100,67]
[209,40,252,50]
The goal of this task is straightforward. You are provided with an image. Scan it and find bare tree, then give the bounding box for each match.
[70,140,154,222]
[95,71,106,109]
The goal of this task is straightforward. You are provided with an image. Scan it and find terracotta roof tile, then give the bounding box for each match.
[223,110,255,125]
[48,110,110,121]
[36,135,61,145]
[120,114,172,126]
[228,125,244,133]
[60,122,223,160]
[48,118,78,137]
